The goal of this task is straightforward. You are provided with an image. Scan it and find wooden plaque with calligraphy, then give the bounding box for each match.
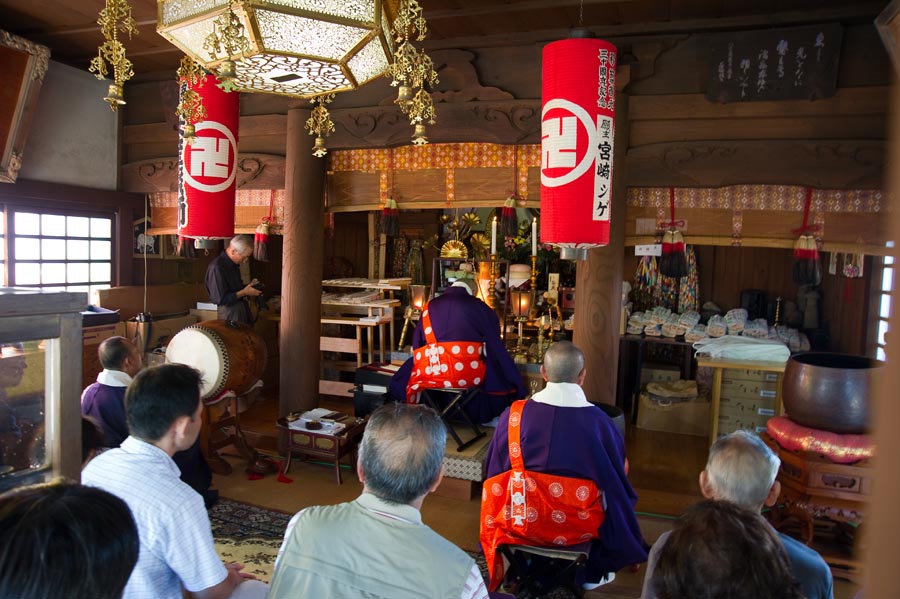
[706,24,842,104]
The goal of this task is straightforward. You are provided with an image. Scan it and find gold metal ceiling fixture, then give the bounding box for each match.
[202,0,252,93]
[389,0,438,144]
[305,93,336,157]
[157,0,399,99]
[89,0,140,110]
[175,56,207,144]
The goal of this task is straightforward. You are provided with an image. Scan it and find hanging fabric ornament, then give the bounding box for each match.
[792,188,822,286]
[253,190,274,262]
[382,198,400,237]
[176,235,197,259]
[500,196,517,239]
[659,188,687,278]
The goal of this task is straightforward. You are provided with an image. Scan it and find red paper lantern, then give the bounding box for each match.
[178,74,239,240]
[540,38,617,260]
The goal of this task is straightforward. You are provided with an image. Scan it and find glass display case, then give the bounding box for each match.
[0,288,85,491]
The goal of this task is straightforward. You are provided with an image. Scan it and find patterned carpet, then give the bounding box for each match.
[209,499,290,583]
[209,497,581,596]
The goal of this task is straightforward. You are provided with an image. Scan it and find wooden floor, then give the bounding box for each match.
[219,395,859,598]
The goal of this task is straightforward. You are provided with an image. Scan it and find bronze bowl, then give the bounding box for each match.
[782,352,884,434]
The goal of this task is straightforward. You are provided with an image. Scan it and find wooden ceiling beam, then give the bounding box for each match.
[422,3,886,50]
[425,0,628,20]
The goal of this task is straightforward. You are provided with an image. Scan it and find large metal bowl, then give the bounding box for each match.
[782,352,884,434]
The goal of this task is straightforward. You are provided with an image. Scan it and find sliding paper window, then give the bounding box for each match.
[4,209,113,301]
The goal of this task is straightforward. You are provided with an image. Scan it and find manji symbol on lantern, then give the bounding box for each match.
[178,74,239,242]
[540,38,617,260]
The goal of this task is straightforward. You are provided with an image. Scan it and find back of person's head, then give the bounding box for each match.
[704,430,780,509]
[125,363,202,442]
[0,480,139,599]
[542,340,585,384]
[652,500,803,599]
[98,336,135,371]
[229,234,253,254]
[359,403,446,504]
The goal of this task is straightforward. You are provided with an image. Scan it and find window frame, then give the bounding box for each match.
[2,205,116,298]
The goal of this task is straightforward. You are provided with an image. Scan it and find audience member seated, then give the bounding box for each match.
[483,341,648,591]
[389,278,526,425]
[81,336,216,506]
[81,336,143,448]
[640,430,833,599]
[83,363,267,599]
[650,500,805,599]
[0,479,139,599]
[268,403,489,599]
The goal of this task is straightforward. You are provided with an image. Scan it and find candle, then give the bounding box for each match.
[532,217,538,256]
[491,217,497,256]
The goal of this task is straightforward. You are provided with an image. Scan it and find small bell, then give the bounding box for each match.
[411,123,428,145]
[216,60,239,93]
[395,84,413,108]
[182,123,197,145]
[312,136,328,157]
[103,83,126,110]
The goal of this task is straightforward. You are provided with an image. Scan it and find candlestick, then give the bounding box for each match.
[532,217,538,256]
[491,217,497,256]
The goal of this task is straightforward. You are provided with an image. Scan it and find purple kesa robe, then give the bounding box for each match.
[484,393,649,581]
[390,286,526,424]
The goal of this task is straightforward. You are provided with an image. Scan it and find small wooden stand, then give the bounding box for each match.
[762,432,870,582]
[277,412,367,484]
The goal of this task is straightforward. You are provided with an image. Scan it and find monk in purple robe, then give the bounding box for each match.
[390,279,526,424]
[483,341,648,590]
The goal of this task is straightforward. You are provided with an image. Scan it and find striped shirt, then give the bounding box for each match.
[82,436,228,599]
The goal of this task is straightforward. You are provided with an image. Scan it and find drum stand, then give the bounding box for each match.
[202,384,276,476]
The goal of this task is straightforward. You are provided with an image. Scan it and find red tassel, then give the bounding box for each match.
[246,471,264,481]
[659,188,687,278]
[253,221,270,262]
[277,471,293,484]
[381,198,399,237]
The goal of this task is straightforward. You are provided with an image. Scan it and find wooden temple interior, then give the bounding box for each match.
[1,0,900,595]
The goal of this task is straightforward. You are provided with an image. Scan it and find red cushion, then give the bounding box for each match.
[767,416,875,464]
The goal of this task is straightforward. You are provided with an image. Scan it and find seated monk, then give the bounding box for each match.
[389,279,526,425]
[482,341,648,591]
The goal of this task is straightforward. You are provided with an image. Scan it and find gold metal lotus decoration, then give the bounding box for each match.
[89,0,139,110]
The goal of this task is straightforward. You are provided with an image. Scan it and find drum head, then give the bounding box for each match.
[165,327,226,399]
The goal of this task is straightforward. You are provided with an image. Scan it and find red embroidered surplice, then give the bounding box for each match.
[405,304,486,402]
[479,400,605,590]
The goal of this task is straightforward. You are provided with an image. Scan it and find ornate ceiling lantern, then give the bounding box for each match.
[305,94,336,158]
[157,0,400,99]
[89,0,139,110]
[540,38,618,261]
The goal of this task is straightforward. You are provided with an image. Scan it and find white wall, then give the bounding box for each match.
[19,61,119,190]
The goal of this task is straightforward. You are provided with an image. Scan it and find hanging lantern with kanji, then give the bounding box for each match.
[540,37,617,260]
[178,73,239,242]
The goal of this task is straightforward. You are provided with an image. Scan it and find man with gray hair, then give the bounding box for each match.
[204,234,263,323]
[268,403,488,598]
[483,341,648,591]
[640,430,833,599]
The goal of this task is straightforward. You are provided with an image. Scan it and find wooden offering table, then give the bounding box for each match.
[277,411,367,484]
[762,432,870,582]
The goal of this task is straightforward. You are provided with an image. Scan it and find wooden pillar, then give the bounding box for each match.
[572,76,630,406]
[861,80,900,598]
[279,108,325,416]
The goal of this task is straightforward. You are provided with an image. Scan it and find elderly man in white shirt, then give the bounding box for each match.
[269,403,488,599]
[83,363,267,599]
